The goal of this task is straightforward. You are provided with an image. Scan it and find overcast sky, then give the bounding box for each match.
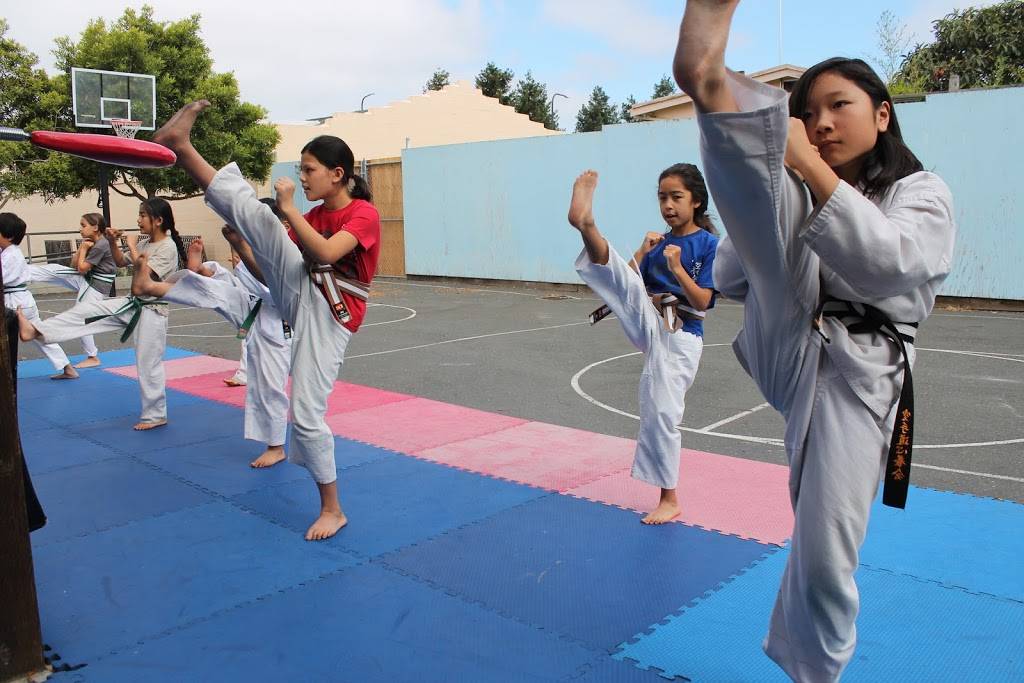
[3,0,989,125]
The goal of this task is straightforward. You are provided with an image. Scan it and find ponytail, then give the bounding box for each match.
[139,198,187,266]
[348,173,373,202]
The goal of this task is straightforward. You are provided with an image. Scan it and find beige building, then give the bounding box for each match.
[630,65,805,121]
[10,81,558,264]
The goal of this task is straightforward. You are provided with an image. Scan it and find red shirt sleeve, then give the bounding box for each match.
[338,203,380,251]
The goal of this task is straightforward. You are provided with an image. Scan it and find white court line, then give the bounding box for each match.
[913,464,1024,484]
[362,304,417,327]
[570,347,1024,471]
[348,320,591,360]
[697,403,771,433]
[932,312,1024,322]
[168,320,233,329]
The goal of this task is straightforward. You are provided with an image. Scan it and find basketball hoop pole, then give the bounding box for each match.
[98,165,112,227]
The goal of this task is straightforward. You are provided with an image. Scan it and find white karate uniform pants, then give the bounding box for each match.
[575,247,703,490]
[205,165,351,485]
[161,266,290,447]
[19,303,72,372]
[28,263,103,357]
[33,297,168,424]
[700,75,895,682]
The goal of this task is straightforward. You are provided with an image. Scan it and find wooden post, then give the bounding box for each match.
[0,259,45,679]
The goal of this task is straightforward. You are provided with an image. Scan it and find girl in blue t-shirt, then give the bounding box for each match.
[569,163,719,524]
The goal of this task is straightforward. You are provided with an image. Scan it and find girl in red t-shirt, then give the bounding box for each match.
[152,100,381,542]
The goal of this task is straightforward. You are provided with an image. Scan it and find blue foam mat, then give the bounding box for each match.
[65,562,603,683]
[31,457,213,547]
[615,546,1024,682]
[233,454,548,557]
[22,427,123,475]
[135,435,391,498]
[16,346,197,378]
[17,373,203,423]
[34,501,358,664]
[67,401,245,454]
[381,494,774,649]
[862,486,1024,601]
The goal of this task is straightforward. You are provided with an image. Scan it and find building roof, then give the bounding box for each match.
[272,80,560,162]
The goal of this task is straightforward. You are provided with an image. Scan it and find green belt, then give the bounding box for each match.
[85,296,166,343]
[5,283,27,293]
[236,298,262,339]
[79,270,116,301]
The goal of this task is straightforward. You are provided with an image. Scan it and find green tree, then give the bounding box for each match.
[575,86,619,133]
[510,71,558,130]
[424,68,451,92]
[0,20,70,208]
[620,94,637,123]
[893,0,1024,92]
[652,75,676,99]
[38,6,278,202]
[475,62,515,105]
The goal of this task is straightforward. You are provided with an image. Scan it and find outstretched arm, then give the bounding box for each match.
[222,225,267,285]
[673,0,741,114]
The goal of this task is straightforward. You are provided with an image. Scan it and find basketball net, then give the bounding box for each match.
[110,118,142,139]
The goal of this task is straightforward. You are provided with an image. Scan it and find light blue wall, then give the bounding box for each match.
[402,86,1024,300]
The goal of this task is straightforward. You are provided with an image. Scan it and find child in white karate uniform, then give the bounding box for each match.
[152,100,381,541]
[568,164,719,524]
[28,212,117,368]
[19,200,187,430]
[132,206,293,470]
[673,2,956,680]
[1,213,78,380]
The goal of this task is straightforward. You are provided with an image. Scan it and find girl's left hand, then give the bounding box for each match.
[663,244,682,269]
[274,177,296,208]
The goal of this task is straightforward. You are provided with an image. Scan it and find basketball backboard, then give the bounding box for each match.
[71,67,156,130]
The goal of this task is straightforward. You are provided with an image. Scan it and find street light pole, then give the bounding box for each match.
[549,92,567,124]
[359,93,375,113]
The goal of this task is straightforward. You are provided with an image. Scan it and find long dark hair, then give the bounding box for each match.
[301,135,373,202]
[658,163,717,235]
[140,198,187,266]
[789,57,923,199]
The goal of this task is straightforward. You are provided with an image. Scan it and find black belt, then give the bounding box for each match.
[817,298,919,509]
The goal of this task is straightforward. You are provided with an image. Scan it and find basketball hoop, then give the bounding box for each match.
[110,118,142,139]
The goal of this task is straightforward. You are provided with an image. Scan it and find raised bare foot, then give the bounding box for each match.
[74,356,102,369]
[305,510,348,541]
[567,170,598,230]
[152,100,211,154]
[250,445,286,469]
[50,364,79,380]
[186,238,205,272]
[131,254,160,297]
[133,419,168,431]
[16,307,40,342]
[641,489,681,525]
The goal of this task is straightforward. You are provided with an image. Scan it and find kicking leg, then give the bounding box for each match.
[673,0,741,113]
[567,170,609,266]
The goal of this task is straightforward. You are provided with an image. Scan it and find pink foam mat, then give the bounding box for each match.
[165,371,250,408]
[325,382,415,416]
[325,397,527,453]
[567,449,794,545]
[107,355,241,381]
[414,421,637,491]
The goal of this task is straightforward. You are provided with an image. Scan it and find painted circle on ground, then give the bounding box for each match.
[166,303,418,338]
[571,345,1024,450]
